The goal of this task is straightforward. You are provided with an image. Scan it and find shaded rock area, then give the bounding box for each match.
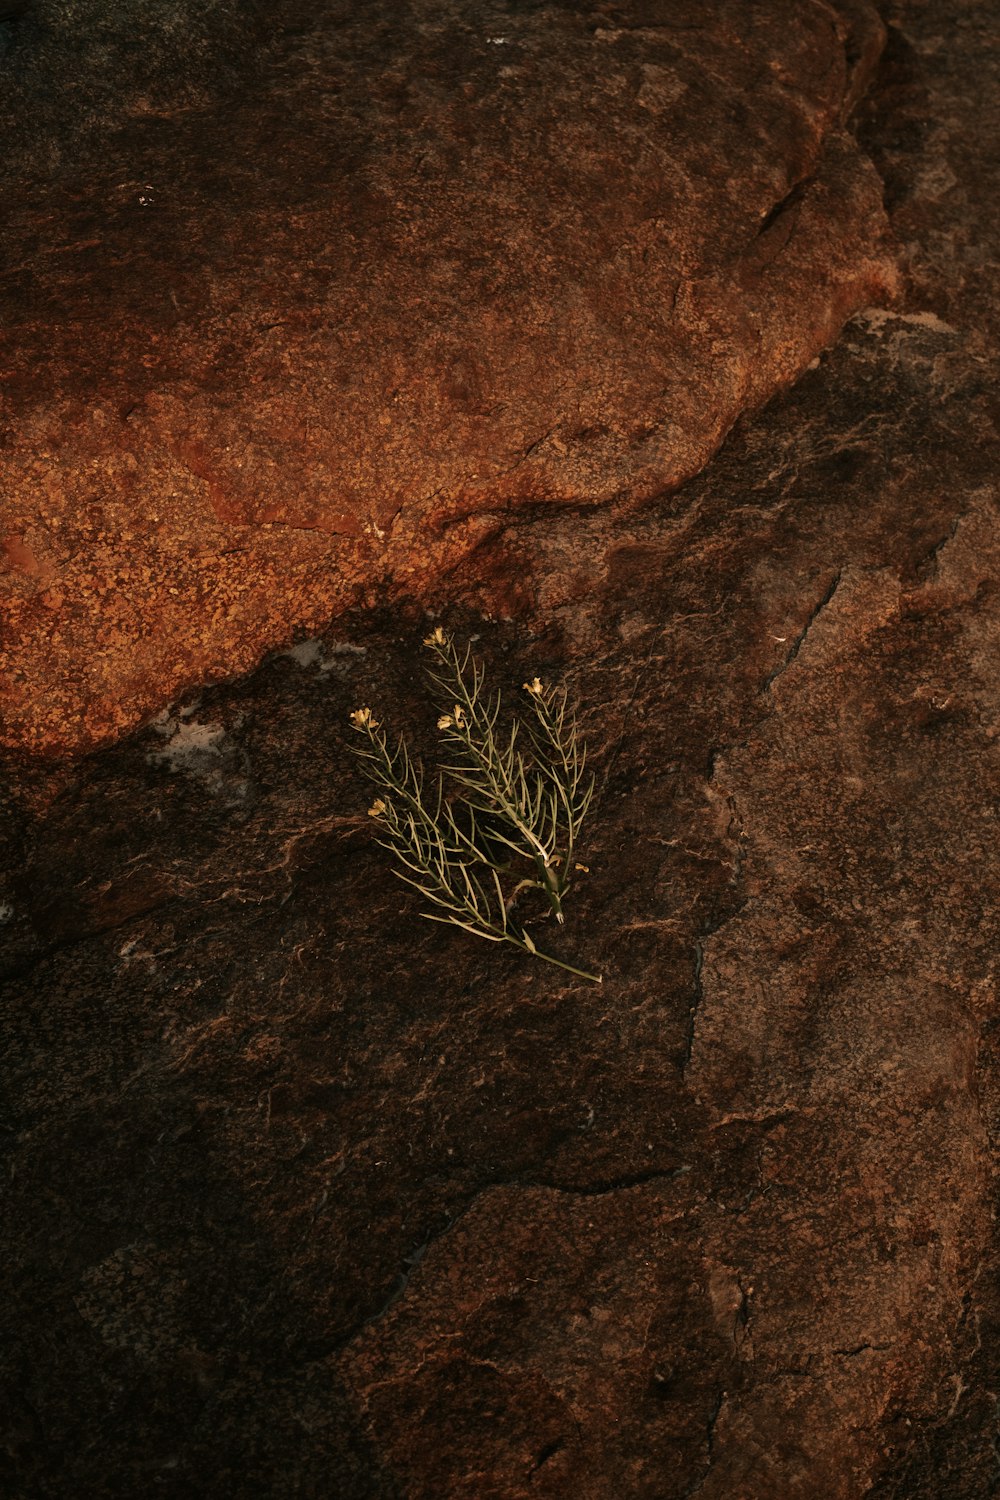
[3,2,1000,1499]
[0,0,277,170]
[0,0,899,754]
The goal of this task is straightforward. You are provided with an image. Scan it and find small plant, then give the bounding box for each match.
[349,627,601,984]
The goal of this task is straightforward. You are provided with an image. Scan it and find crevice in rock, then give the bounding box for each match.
[733,1279,752,1352]
[763,568,843,692]
[331,1165,693,1353]
[681,1388,726,1498]
[707,1386,722,1446]
[524,1166,693,1198]
[681,939,704,1076]
[528,1437,566,1479]
[912,511,967,581]
[343,1223,445,1340]
[757,176,813,237]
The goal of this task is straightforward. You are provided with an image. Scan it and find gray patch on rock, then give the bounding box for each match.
[277,639,367,676]
[147,709,251,802]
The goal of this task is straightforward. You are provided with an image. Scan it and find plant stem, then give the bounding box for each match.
[508,935,602,984]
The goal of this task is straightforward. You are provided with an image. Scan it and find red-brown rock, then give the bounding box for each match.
[0,0,897,755]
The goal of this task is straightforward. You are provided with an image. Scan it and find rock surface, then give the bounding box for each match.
[0,0,897,755]
[3,1,1000,1498]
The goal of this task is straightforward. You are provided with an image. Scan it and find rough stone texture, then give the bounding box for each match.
[3,1,1000,1498]
[0,0,277,172]
[0,0,898,755]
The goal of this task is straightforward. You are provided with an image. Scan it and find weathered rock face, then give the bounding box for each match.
[4,2,1000,1498]
[0,0,897,755]
[0,0,276,171]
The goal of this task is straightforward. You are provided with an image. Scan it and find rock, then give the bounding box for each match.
[5,2,1000,1498]
[0,0,897,755]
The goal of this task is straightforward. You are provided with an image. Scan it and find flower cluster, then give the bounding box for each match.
[437,705,466,731]
[349,707,379,730]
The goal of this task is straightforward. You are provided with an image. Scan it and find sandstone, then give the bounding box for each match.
[0,0,897,754]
